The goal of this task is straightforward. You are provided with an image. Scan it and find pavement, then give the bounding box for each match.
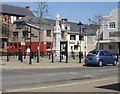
[0,56,120,70]
[0,56,84,69]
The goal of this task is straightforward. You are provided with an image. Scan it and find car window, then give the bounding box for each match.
[104,51,112,56]
[88,51,98,56]
[100,51,105,56]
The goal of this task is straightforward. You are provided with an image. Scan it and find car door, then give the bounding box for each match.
[105,51,114,64]
[99,51,106,64]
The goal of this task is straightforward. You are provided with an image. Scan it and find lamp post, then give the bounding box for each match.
[37,28,43,63]
[29,26,32,64]
[25,25,32,64]
[78,21,83,63]
[7,16,10,62]
[83,27,87,57]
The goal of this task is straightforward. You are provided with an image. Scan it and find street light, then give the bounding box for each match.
[37,28,43,63]
[29,26,32,64]
[25,25,32,64]
[77,21,83,63]
[83,26,87,57]
[7,16,10,62]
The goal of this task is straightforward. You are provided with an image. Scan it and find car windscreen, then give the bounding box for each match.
[87,51,99,56]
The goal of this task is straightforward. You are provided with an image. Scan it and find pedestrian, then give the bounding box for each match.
[26,46,30,62]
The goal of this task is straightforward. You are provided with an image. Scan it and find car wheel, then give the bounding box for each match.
[113,60,117,66]
[98,61,103,67]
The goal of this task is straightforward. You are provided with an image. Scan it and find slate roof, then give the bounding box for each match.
[14,16,97,35]
[0,4,34,16]
[67,22,97,36]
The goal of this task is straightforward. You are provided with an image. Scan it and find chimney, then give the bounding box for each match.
[62,18,68,22]
[25,6,30,10]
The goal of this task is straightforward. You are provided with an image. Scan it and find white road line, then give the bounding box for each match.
[7,77,115,92]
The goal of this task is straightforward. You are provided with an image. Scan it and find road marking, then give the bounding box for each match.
[7,77,116,92]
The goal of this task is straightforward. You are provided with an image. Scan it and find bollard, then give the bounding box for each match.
[49,53,51,59]
[52,53,54,63]
[21,52,23,62]
[79,52,81,63]
[37,52,39,63]
[66,53,68,63]
[24,52,26,59]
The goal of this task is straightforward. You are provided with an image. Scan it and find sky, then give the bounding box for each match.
[3,2,118,24]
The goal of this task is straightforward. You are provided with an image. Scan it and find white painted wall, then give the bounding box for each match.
[102,9,119,42]
[11,16,16,23]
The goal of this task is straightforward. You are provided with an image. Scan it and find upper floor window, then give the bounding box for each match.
[22,31,28,38]
[108,22,116,29]
[46,30,51,37]
[13,32,18,37]
[70,35,76,40]
[16,22,23,29]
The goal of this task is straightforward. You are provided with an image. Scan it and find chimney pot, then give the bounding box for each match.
[25,6,30,9]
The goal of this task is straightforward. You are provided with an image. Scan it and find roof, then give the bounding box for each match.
[14,16,55,30]
[67,22,97,36]
[14,16,97,35]
[0,4,34,16]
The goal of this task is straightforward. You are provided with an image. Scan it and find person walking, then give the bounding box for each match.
[26,46,30,63]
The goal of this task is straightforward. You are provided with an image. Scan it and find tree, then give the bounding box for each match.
[33,1,50,63]
[88,15,104,50]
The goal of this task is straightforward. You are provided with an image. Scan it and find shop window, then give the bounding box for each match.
[14,43,17,49]
[10,43,13,48]
[46,43,51,49]
[19,43,21,48]
[109,44,114,49]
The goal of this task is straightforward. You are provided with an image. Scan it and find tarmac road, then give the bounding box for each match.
[2,65,119,92]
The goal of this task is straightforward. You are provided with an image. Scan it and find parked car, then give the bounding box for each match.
[84,50,118,67]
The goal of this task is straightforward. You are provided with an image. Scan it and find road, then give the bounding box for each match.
[2,65,119,92]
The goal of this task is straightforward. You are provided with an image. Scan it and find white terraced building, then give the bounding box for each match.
[99,9,120,55]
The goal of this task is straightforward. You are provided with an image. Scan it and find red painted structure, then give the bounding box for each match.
[3,42,53,55]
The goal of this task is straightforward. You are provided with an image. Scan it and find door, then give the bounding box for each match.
[104,51,114,64]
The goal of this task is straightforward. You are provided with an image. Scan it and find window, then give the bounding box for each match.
[104,51,111,56]
[13,32,18,37]
[109,44,114,49]
[46,30,51,37]
[108,22,116,29]
[79,35,84,40]
[88,51,99,56]
[74,45,78,50]
[46,43,51,49]
[14,43,17,49]
[16,22,23,29]
[70,35,76,40]
[10,43,13,48]
[100,51,105,56]
[22,31,28,38]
